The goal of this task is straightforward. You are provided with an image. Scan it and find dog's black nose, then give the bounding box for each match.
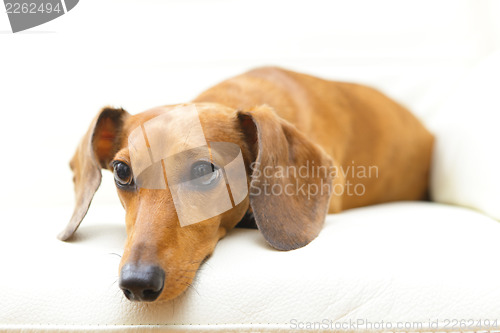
[119,264,165,302]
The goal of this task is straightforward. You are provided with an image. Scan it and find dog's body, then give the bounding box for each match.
[61,67,433,302]
[194,67,432,211]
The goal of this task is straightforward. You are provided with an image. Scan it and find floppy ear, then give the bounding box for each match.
[58,107,129,241]
[237,105,335,251]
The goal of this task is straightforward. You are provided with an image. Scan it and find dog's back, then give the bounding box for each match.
[194,66,434,211]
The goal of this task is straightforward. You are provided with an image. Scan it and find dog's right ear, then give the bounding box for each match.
[236,105,336,251]
[58,107,129,241]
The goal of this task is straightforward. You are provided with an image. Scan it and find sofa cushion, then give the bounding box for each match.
[429,50,500,220]
[1,202,499,332]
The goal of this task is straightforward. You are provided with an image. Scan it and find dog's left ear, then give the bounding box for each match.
[58,107,129,241]
[237,105,335,251]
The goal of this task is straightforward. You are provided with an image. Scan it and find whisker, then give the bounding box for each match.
[108,277,119,289]
[182,281,200,296]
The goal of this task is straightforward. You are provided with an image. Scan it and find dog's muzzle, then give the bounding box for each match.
[119,263,165,302]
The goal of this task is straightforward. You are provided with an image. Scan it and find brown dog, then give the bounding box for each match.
[60,67,433,302]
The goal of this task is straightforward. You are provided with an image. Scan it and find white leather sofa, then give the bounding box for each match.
[1,0,500,331]
[1,202,500,332]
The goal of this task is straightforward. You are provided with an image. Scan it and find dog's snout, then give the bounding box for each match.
[119,264,165,302]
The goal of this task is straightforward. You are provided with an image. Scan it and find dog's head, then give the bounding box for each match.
[60,103,334,302]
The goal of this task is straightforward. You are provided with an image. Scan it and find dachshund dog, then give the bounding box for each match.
[59,67,433,302]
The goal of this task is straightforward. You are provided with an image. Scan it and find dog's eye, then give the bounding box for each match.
[113,161,133,186]
[190,161,221,187]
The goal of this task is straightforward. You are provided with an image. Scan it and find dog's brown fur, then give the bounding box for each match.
[61,67,433,302]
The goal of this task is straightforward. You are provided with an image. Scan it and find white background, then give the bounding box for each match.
[1,0,499,220]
